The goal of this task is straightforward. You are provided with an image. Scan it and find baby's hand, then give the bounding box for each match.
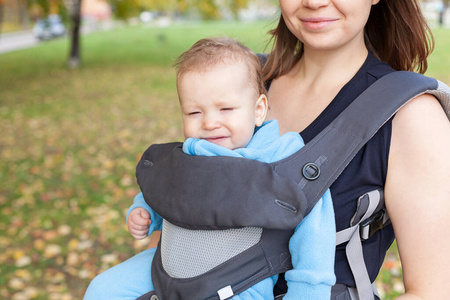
[128,207,151,240]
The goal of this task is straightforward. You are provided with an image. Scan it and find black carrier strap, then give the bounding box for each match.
[135,72,450,300]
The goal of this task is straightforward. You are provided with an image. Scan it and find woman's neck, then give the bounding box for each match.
[292,44,368,90]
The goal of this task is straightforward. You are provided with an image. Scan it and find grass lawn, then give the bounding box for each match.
[0,20,449,299]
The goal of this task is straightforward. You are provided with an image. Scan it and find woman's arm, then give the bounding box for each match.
[386,94,450,299]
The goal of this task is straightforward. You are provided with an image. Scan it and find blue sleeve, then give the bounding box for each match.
[282,190,336,299]
[127,193,163,234]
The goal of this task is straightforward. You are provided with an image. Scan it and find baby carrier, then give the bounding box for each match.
[135,71,450,300]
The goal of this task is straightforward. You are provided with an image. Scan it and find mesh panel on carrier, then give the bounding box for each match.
[161,220,263,278]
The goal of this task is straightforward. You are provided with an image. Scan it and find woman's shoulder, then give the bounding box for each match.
[393,93,448,135]
[391,93,449,151]
[388,92,450,194]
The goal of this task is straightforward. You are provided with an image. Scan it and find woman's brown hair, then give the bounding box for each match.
[264,0,434,81]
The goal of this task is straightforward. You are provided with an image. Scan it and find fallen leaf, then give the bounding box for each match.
[44,244,62,258]
[15,256,32,267]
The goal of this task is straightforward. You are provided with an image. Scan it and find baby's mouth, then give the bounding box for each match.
[204,136,228,144]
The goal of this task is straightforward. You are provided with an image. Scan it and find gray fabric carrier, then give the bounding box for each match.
[136,71,450,300]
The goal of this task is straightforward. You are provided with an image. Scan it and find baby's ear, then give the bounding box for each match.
[255,94,268,127]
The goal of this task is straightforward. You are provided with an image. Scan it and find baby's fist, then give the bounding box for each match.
[128,208,151,240]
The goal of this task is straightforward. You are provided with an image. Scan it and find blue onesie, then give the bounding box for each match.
[84,120,336,300]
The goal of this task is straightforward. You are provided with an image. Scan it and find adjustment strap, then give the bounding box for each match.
[336,189,382,300]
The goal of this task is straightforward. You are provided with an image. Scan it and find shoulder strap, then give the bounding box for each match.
[273,71,450,216]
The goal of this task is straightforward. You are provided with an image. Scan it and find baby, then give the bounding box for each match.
[128,37,336,299]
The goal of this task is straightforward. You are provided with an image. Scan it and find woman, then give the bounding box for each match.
[265,0,450,299]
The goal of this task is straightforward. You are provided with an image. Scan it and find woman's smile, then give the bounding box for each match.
[300,17,339,30]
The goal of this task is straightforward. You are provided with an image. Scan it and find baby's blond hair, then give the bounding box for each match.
[174,37,266,96]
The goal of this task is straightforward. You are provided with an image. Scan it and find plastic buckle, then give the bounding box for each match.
[359,209,386,241]
[302,162,320,180]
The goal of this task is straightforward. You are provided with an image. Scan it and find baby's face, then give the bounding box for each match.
[178,63,266,150]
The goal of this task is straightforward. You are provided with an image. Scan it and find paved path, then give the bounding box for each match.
[0,30,38,55]
[0,20,116,55]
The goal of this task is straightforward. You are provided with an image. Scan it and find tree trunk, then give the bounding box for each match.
[68,0,83,68]
[439,0,449,27]
[18,0,30,30]
[0,0,4,39]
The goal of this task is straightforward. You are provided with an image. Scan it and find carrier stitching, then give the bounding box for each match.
[227,267,271,298]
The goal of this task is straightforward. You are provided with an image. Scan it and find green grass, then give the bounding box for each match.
[427,28,450,83]
[0,20,449,299]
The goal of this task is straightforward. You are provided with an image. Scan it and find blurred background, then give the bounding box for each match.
[0,0,449,299]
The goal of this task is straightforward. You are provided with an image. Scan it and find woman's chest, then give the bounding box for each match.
[266,77,339,134]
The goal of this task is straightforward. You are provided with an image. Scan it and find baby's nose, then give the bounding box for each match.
[202,115,220,130]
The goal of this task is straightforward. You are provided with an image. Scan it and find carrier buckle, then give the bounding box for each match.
[359,209,386,241]
[302,162,320,180]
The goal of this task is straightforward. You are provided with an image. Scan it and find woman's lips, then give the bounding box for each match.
[300,17,338,30]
